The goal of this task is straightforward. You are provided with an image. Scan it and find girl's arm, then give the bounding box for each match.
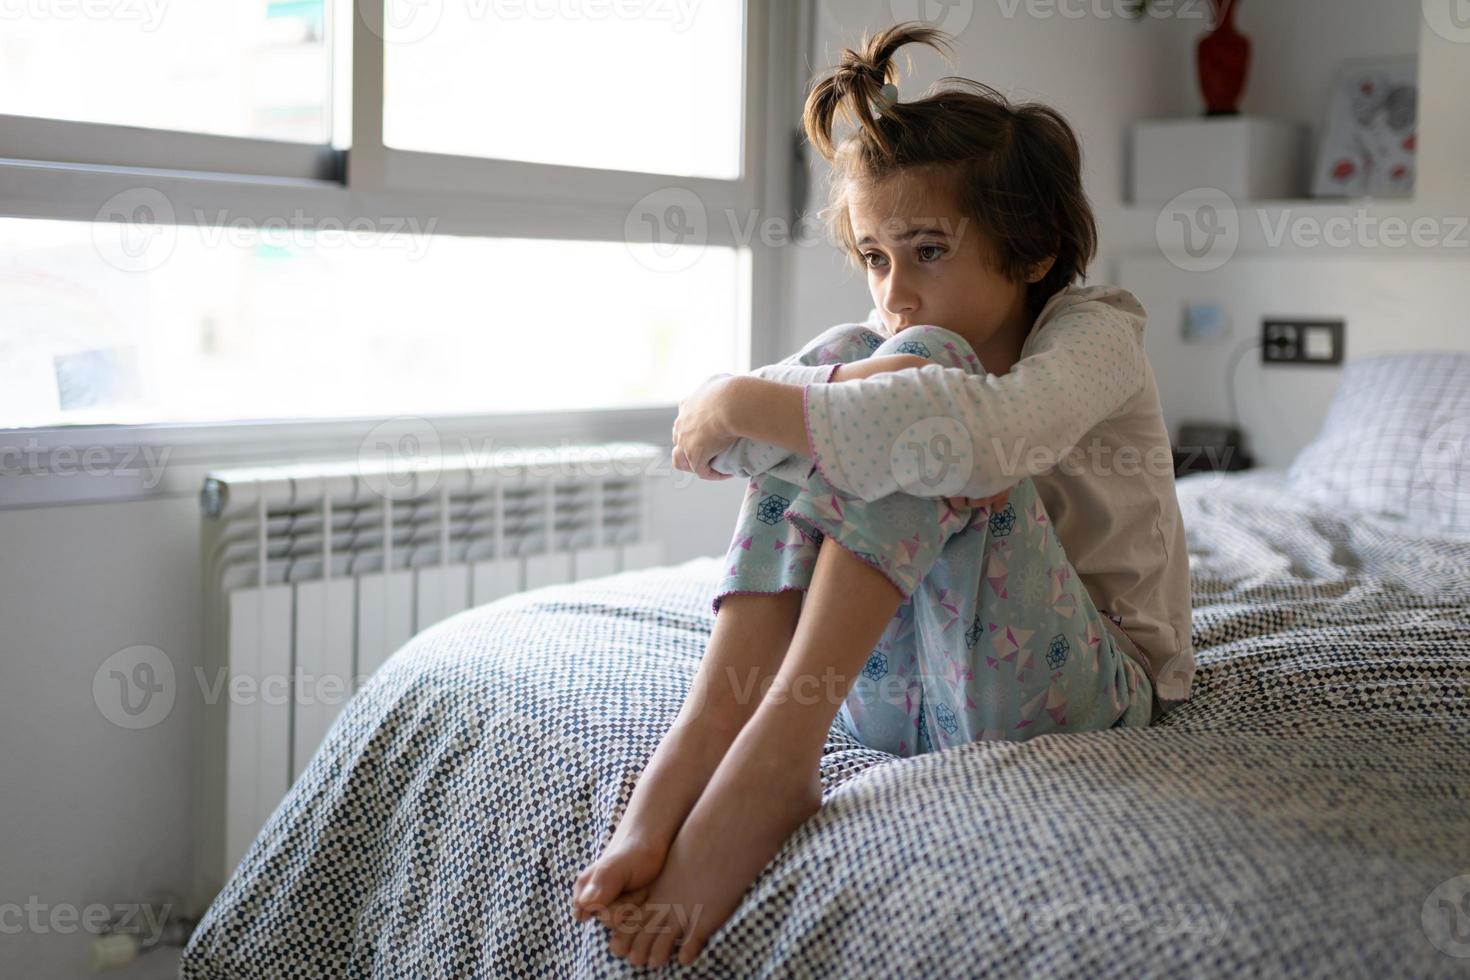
[738,320,871,390]
[722,376,808,458]
[673,355,930,478]
[746,355,927,388]
[731,286,1151,503]
[721,354,932,457]
[705,319,928,460]
[717,367,1012,513]
[742,316,917,388]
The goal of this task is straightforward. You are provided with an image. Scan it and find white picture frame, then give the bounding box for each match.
[1310,57,1418,199]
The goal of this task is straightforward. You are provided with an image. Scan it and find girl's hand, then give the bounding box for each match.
[671,372,739,481]
[948,488,1011,512]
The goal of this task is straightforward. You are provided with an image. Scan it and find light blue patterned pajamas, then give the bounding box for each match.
[708,323,1155,757]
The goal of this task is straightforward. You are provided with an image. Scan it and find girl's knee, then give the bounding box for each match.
[800,322,887,366]
[873,324,983,373]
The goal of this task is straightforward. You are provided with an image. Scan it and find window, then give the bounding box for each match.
[0,1,336,143]
[383,2,744,177]
[0,216,745,427]
[0,0,793,432]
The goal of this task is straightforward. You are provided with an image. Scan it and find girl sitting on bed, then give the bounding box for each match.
[571,21,1196,967]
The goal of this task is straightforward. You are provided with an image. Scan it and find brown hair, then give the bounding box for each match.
[803,22,1098,321]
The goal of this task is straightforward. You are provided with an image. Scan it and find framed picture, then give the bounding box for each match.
[1310,57,1417,199]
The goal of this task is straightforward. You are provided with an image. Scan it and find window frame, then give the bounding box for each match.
[0,0,804,508]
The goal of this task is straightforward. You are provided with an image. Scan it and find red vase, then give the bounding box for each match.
[1197,0,1249,116]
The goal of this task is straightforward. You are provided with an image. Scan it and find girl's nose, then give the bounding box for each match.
[883,278,919,322]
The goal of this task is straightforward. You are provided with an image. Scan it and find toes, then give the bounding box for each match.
[606,891,648,958]
[677,923,711,966]
[646,915,681,969]
[608,914,635,959]
[571,871,593,920]
[598,885,647,931]
[590,862,624,903]
[577,858,634,921]
[571,875,591,917]
[627,905,668,966]
[676,935,701,966]
[572,865,607,921]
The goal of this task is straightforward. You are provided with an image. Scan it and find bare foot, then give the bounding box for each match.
[607,723,823,968]
[571,714,742,925]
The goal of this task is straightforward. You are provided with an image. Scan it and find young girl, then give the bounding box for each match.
[571,22,1195,967]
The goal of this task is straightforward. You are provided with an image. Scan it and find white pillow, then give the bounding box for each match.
[1286,351,1470,535]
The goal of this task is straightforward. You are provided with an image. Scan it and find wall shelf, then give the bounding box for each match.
[1097,197,1466,259]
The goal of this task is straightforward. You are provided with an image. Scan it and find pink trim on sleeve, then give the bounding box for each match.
[823,363,841,383]
[712,584,809,616]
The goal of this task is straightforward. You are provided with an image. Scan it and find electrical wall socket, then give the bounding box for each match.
[1261,318,1344,365]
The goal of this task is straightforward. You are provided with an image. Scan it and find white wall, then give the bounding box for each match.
[1123,253,1470,466]
[0,496,199,979]
[0,439,741,979]
[1156,0,1423,147]
[1118,1,1470,463]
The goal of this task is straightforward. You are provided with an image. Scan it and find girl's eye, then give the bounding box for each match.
[862,245,943,268]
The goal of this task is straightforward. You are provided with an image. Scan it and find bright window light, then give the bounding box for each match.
[0,216,745,428]
[0,0,334,143]
[383,0,744,177]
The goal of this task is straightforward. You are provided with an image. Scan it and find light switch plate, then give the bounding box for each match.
[1262,318,1345,366]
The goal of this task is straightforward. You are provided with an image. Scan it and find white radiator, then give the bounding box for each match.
[193,441,664,901]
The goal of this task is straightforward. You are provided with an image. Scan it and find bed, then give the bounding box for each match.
[176,459,1469,978]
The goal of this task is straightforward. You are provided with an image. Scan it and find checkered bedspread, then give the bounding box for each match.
[181,472,1470,978]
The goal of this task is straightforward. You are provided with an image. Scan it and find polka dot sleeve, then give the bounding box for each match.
[802,285,1149,503]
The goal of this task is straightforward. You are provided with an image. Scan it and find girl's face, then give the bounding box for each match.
[848,172,1050,367]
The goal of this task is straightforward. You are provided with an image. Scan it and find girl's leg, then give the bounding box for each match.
[612,330,982,964]
[581,327,890,930]
[571,588,803,923]
[897,472,1156,747]
[834,476,1155,754]
[615,535,905,967]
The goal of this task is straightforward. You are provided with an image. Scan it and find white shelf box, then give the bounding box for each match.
[1130,117,1306,204]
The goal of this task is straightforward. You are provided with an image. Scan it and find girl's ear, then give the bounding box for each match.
[1025,254,1057,283]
